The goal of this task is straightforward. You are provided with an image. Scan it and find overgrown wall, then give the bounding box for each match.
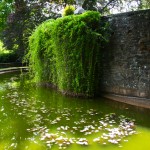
[27,11,108,97]
[101,9,150,99]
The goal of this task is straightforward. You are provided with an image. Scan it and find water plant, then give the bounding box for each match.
[27,11,109,97]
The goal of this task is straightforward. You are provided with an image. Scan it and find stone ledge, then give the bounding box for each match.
[103,94,150,109]
[104,9,150,18]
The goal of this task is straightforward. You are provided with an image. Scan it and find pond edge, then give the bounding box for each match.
[1,69,150,109]
[103,94,150,109]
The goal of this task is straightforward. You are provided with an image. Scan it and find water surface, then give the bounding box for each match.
[0,72,150,150]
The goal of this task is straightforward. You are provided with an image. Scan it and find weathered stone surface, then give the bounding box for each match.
[101,9,150,99]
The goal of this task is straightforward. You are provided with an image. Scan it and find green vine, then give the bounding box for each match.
[26,11,109,97]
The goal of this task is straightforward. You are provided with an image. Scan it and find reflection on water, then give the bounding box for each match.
[0,72,150,150]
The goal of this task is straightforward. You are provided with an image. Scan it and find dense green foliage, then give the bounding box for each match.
[0,40,18,63]
[0,0,60,62]
[27,11,109,97]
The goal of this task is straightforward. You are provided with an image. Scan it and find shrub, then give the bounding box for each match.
[27,11,109,97]
[62,5,75,17]
[0,40,18,63]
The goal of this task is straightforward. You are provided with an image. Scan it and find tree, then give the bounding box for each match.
[1,0,61,60]
[0,0,13,36]
[83,0,150,13]
[139,0,150,9]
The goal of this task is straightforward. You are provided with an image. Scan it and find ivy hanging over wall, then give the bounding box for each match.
[26,11,109,97]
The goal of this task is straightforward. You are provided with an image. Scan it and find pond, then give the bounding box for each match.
[0,71,150,150]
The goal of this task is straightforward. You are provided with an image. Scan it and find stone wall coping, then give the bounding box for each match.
[102,9,150,19]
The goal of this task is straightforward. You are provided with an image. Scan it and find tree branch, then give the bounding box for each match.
[100,0,117,13]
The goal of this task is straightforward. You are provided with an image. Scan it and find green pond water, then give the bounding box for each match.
[0,71,150,150]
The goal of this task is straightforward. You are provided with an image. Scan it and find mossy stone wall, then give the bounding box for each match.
[101,9,150,99]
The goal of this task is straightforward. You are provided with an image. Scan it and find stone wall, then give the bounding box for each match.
[101,9,150,99]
